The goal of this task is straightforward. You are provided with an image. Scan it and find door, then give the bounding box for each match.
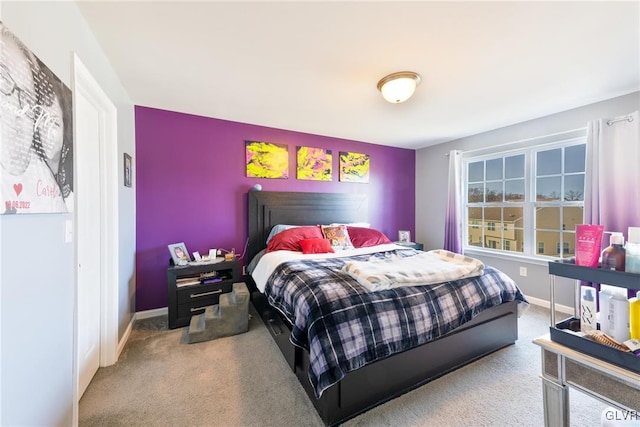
[72,55,119,416]
[76,86,102,399]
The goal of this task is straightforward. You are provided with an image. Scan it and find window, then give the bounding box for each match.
[534,144,585,258]
[466,152,525,254]
[464,139,585,259]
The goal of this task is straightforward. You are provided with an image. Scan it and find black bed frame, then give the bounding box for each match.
[246,191,519,426]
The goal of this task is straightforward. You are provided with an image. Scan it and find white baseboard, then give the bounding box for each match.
[117,316,134,359]
[525,295,574,315]
[114,308,167,360]
[136,307,168,320]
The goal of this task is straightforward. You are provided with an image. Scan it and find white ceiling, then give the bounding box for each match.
[76,1,640,150]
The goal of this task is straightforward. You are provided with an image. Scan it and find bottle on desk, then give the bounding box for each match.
[601,232,625,271]
[598,284,631,342]
[625,227,640,273]
[609,292,630,343]
[599,286,614,336]
[580,286,597,332]
[630,291,640,340]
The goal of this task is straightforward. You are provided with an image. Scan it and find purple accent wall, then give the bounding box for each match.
[135,106,415,311]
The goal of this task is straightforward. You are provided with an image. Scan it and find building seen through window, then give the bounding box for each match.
[465,141,585,258]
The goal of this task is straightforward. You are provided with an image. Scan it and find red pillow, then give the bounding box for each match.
[299,238,335,254]
[348,227,392,248]
[265,226,323,253]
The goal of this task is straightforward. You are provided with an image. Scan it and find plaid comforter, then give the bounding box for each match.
[263,249,527,398]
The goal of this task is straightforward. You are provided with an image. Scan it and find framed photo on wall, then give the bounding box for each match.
[124,153,132,187]
[398,230,411,243]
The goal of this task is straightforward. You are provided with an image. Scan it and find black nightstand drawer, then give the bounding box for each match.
[176,281,232,304]
[167,258,241,329]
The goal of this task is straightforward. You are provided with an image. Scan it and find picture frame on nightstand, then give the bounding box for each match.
[398,230,411,243]
[168,242,191,265]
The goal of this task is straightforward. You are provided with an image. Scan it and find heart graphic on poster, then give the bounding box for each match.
[13,183,23,196]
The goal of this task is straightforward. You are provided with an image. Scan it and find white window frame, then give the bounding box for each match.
[462,135,586,262]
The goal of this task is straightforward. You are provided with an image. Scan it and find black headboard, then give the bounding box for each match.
[247,191,368,262]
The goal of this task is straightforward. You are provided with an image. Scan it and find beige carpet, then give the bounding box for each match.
[79,304,607,426]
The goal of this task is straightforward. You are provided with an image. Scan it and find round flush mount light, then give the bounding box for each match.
[377,71,421,103]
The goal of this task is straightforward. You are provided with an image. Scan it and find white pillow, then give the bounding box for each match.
[330,222,370,228]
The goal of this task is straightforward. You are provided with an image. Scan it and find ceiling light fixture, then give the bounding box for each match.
[377,71,421,104]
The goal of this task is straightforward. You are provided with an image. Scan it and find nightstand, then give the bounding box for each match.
[394,242,424,251]
[167,258,241,329]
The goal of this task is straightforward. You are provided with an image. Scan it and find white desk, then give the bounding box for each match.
[533,335,640,426]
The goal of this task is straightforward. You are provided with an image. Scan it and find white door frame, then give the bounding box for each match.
[72,53,119,419]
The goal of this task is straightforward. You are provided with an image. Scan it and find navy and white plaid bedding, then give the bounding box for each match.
[263,249,527,398]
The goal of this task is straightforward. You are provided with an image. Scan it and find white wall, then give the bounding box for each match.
[0,2,135,425]
[416,92,640,307]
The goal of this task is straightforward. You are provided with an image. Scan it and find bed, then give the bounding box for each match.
[246,190,526,426]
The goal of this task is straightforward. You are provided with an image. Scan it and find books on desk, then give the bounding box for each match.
[176,277,201,287]
[175,270,224,288]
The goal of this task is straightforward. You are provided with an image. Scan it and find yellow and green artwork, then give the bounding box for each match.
[245,141,289,179]
[296,146,332,181]
[339,151,370,183]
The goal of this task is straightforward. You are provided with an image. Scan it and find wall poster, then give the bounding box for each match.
[339,151,370,183]
[1,22,74,214]
[296,146,332,181]
[245,140,289,179]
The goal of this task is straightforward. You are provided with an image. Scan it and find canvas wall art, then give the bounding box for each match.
[296,146,332,181]
[245,140,289,179]
[1,21,74,214]
[339,151,370,183]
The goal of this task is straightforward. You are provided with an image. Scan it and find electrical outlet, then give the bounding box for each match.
[242,265,247,275]
[519,266,527,277]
